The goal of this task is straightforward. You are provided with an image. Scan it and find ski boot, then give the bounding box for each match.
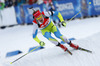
[59,44,68,51]
[68,41,79,49]
[57,43,72,55]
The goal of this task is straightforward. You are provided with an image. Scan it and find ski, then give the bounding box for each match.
[66,49,73,55]
[78,47,92,53]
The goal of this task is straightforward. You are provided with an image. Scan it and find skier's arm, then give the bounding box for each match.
[56,11,66,27]
[33,22,45,46]
[44,11,64,22]
[44,11,66,27]
[32,23,41,43]
[56,11,64,22]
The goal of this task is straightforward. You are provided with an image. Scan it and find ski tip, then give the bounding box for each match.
[70,53,73,55]
[10,62,12,64]
[86,51,92,53]
[66,50,73,55]
[89,51,92,53]
[78,47,93,53]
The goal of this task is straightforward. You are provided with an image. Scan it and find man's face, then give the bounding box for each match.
[36,15,44,23]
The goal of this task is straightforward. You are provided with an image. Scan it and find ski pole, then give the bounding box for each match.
[10,46,41,64]
[67,11,81,23]
[66,2,91,23]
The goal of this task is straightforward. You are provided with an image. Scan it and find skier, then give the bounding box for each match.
[32,10,79,52]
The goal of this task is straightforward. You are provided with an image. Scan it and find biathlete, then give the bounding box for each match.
[32,10,79,52]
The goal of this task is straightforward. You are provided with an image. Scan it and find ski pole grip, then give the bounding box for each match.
[29,7,36,12]
[29,7,33,9]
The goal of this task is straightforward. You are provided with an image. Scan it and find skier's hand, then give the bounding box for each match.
[39,41,45,47]
[62,21,66,27]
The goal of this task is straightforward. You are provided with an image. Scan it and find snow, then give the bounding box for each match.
[0,16,100,66]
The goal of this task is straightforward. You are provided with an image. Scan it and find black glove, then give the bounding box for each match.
[62,21,66,27]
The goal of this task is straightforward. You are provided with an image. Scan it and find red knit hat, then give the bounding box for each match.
[33,10,41,18]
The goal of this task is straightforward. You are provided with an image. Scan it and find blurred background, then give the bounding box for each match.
[0,0,100,66]
[0,0,100,28]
